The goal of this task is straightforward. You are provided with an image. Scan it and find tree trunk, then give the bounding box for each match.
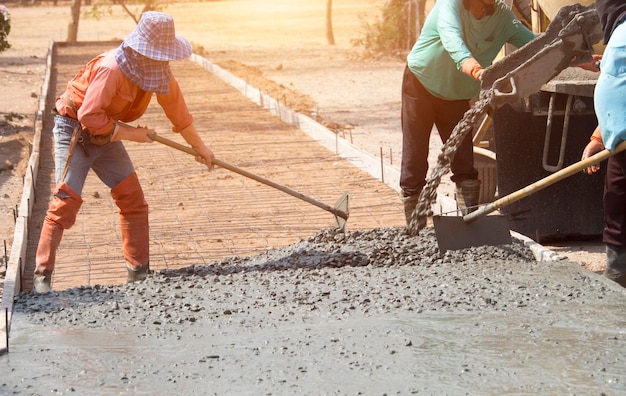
[407,0,427,48]
[416,0,426,39]
[67,0,82,43]
[326,0,335,45]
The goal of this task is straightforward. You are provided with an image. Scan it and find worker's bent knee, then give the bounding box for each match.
[111,172,148,214]
[47,182,83,229]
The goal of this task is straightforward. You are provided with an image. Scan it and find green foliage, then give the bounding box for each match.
[0,4,11,53]
[85,0,169,25]
[352,0,409,59]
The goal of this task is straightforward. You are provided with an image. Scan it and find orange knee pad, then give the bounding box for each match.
[47,182,83,229]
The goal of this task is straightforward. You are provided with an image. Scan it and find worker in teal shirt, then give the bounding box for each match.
[400,0,535,228]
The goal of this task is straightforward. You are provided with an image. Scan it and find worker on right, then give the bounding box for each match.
[581,0,626,287]
[400,0,535,229]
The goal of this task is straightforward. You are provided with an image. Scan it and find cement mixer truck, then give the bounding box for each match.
[471,0,604,243]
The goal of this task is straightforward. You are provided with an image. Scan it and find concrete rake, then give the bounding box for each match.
[149,134,349,229]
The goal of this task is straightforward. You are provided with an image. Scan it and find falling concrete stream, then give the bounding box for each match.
[2,227,625,394]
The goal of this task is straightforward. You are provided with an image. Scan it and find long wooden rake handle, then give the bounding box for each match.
[148,134,350,227]
[464,139,626,223]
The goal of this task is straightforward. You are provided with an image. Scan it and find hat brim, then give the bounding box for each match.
[125,34,192,61]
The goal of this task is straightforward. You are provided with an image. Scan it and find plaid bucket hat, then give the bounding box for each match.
[123,11,192,61]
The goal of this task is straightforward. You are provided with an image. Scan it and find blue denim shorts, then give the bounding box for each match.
[52,115,136,197]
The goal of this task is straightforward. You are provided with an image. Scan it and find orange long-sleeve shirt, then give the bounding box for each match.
[54,49,193,136]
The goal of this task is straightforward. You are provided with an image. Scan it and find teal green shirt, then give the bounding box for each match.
[407,0,535,100]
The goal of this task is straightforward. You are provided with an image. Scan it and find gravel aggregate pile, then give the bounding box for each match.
[16,227,538,329]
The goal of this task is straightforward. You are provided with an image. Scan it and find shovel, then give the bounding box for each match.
[434,140,626,253]
[148,134,350,229]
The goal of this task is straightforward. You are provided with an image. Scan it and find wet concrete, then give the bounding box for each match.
[2,228,626,394]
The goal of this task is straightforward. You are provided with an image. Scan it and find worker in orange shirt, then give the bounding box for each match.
[32,12,215,293]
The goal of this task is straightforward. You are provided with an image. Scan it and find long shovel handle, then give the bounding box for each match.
[464,139,626,223]
[148,134,349,222]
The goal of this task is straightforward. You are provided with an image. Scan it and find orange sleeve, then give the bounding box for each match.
[156,76,193,132]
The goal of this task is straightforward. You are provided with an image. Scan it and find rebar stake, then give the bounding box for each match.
[379,147,384,183]
[5,308,8,354]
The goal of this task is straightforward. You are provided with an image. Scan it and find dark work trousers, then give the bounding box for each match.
[604,150,626,247]
[400,65,478,197]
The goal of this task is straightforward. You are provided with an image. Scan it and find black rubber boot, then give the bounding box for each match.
[33,270,53,293]
[127,263,150,283]
[605,244,626,287]
[401,194,421,230]
[455,179,481,215]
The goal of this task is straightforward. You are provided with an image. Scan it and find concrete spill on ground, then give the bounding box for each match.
[2,227,626,394]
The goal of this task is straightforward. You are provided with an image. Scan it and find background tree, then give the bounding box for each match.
[352,0,409,59]
[411,0,427,45]
[67,0,166,42]
[326,0,335,45]
[0,4,11,52]
[67,0,81,43]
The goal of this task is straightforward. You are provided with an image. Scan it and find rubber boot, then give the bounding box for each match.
[455,179,481,215]
[32,270,53,294]
[605,243,626,287]
[111,173,150,282]
[401,194,420,230]
[34,183,83,293]
[127,263,151,283]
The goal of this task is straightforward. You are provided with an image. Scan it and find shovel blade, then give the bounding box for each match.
[433,214,512,253]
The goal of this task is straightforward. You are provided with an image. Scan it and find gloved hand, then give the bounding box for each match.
[111,123,155,143]
[178,123,215,170]
[581,126,605,175]
[461,57,484,80]
[575,54,602,72]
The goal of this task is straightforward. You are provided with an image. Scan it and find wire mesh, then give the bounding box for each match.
[23,43,406,291]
